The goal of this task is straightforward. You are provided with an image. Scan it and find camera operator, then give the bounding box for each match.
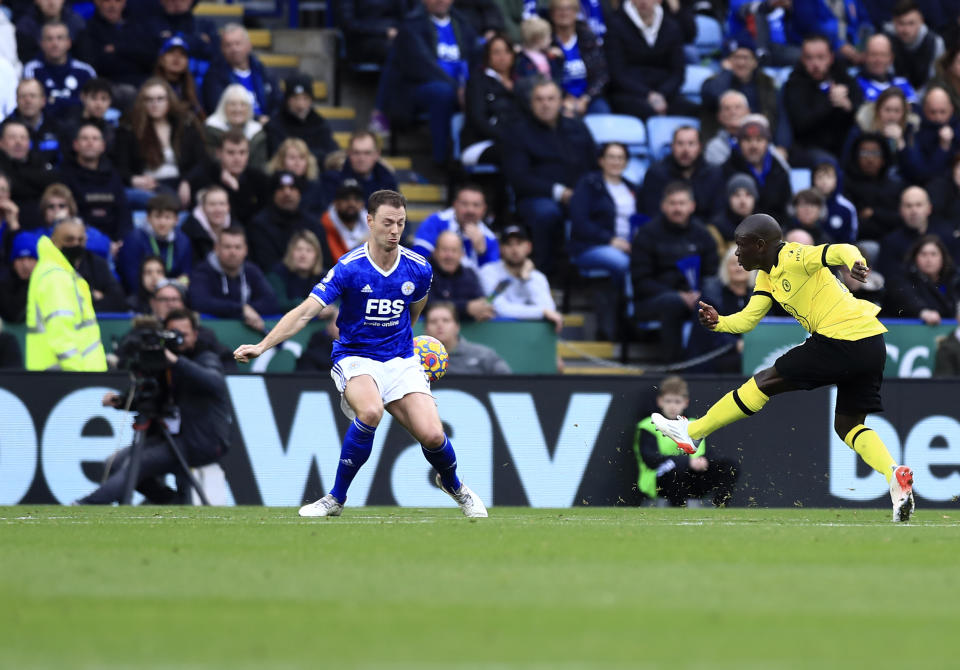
[76,309,231,505]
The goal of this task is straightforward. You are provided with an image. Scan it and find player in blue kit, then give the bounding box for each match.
[234,190,488,518]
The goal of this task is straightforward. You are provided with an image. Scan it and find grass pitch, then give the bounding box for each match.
[2,506,958,670]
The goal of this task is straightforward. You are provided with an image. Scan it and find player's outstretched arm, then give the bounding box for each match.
[707,293,773,334]
[698,301,719,330]
[234,298,327,363]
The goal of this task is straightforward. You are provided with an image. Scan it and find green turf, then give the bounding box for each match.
[2,506,958,669]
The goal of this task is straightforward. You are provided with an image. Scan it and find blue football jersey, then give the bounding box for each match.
[310,244,433,363]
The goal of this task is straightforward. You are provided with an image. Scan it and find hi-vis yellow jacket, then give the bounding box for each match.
[26,237,107,371]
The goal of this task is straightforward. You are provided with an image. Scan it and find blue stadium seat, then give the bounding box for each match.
[583,114,647,157]
[790,167,812,193]
[646,116,700,160]
[451,112,499,174]
[682,64,716,104]
[694,15,724,59]
[624,157,649,184]
[762,66,793,88]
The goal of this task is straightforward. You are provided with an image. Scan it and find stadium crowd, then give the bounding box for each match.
[3,0,960,374]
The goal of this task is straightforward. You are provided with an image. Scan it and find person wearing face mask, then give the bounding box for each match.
[25,216,108,371]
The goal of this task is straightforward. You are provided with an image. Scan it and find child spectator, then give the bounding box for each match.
[116,193,192,294]
[786,189,829,245]
[515,17,564,87]
[811,162,859,245]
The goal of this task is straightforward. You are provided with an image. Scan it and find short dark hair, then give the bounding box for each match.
[368,189,407,216]
[164,308,199,331]
[220,127,248,147]
[0,119,29,138]
[41,20,69,36]
[424,300,459,324]
[454,182,486,202]
[892,0,921,19]
[73,121,104,142]
[81,78,113,98]
[219,226,247,242]
[600,141,628,158]
[348,130,380,152]
[662,181,694,201]
[147,193,180,215]
[794,188,824,208]
[802,34,833,50]
[671,125,701,144]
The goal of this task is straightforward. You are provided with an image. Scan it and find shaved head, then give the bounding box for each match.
[735,213,783,242]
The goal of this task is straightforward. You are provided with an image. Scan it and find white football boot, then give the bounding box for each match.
[890,465,915,523]
[298,494,344,517]
[651,413,701,455]
[436,474,488,518]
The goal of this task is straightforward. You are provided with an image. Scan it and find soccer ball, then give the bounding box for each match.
[414,335,448,382]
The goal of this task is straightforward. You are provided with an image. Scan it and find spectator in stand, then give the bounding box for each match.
[202,24,281,122]
[901,86,960,185]
[319,182,368,263]
[424,300,511,374]
[887,0,944,91]
[22,21,96,119]
[933,303,960,376]
[515,17,565,89]
[189,227,279,331]
[461,32,523,166]
[57,78,116,163]
[267,137,327,218]
[181,184,230,264]
[325,131,398,204]
[927,152,960,226]
[631,181,718,363]
[206,129,269,226]
[204,84,268,170]
[701,40,777,140]
[548,0,610,116]
[704,90,750,167]
[248,170,332,273]
[0,120,59,230]
[603,0,696,120]
[266,229,328,313]
[116,193,192,294]
[501,78,596,274]
[842,132,904,244]
[457,0,506,39]
[494,0,525,44]
[14,0,85,65]
[412,183,500,270]
[855,33,918,104]
[877,185,955,278]
[710,172,757,242]
[844,85,916,168]
[154,35,205,122]
[640,126,724,222]
[785,188,829,245]
[4,79,61,166]
[36,183,112,258]
[478,224,564,331]
[75,0,154,93]
[0,173,20,263]
[338,0,412,64]
[885,235,960,323]
[113,77,208,210]
[60,217,127,313]
[783,35,863,167]
[264,74,339,165]
[0,232,37,323]
[387,0,477,165]
[726,0,803,67]
[429,230,493,322]
[811,161,859,244]
[721,115,792,223]
[60,123,130,242]
[633,375,738,506]
[126,255,166,313]
[794,0,873,66]
[145,0,220,66]
[931,43,960,114]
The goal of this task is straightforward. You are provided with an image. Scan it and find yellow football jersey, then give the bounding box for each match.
[716,242,887,341]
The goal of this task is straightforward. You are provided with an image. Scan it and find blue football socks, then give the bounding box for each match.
[422,435,461,493]
[329,418,376,502]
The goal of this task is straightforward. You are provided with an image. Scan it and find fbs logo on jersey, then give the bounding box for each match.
[361,284,373,293]
[365,298,405,321]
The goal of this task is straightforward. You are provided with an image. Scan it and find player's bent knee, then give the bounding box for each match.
[419,429,446,451]
[355,404,384,427]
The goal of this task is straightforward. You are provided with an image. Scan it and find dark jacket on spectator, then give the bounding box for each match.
[700,68,778,139]
[247,203,333,272]
[0,150,59,230]
[113,119,209,189]
[640,154,724,221]
[901,115,960,185]
[926,172,960,227]
[721,147,792,223]
[59,157,132,241]
[266,263,324,313]
[885,265,960,319]
[783,63,863,159]
[189,254,280,319]
[323,160,399,204]
[514,50,565,87]
[205,163,270,226]
[58,111,116,163]
[0,271,29,323]
[462,68,523,147]
[877,222,959,280]
[604,8,685,102]
[338,0,415,63]
[631,214,719,299]
[75,249,127,313]
[888,24,943,90]
[264,107,340,163]
[429,261,485,322]
[116,227,193,294]
[568,170,638,257]
[181,213,218,265]
[501,113,597,200]
[4,108,62,166]
[201,53,282,118]
[842,134,904,240]
[14,4,86,64]
[145,8,219,63]
[74,10,155,88]
[0,331,22,369]
[455,0,505,35]
[295,328,335,371]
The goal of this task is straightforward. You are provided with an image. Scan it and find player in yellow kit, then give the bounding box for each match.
[651,214,915,522]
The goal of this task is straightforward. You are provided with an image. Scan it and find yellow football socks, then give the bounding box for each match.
[688,377,770,440]
[844,424,897,482]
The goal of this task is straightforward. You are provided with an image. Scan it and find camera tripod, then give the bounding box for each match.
[120,411,211,506]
